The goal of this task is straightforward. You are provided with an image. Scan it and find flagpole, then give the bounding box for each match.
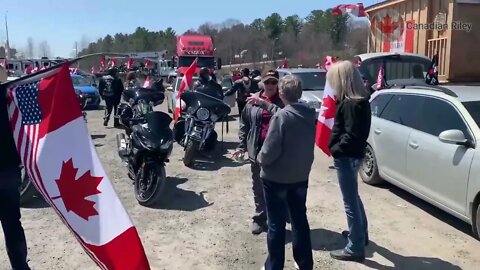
[5,11,10,59]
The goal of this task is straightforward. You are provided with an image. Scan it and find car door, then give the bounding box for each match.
[371,94,422,183]
[406,96,474,215]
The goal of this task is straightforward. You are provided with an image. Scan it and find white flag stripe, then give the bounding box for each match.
[37,117,133,245]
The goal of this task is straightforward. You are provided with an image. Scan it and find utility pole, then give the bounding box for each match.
[75,41,78,58]
[5,12,10,59]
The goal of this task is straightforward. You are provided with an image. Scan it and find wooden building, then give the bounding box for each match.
[366,0,480,82]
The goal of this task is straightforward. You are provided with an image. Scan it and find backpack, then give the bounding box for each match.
[102,76,115,97]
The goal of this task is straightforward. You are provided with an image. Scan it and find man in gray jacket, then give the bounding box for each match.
[258,75,315,270]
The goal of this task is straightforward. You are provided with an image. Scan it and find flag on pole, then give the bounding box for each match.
[5,64,150,270]
[315,80,337,156]
[110,58,117,68]
[145,59,151,69]
[143,76,152,88]
[376,64,385,90]
[332,3,368,17]
[101,55,106,68]
[279,58,288,68]
[126,58,134,70]
[174,58,197,123]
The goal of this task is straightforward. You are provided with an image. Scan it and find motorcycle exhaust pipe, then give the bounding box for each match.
[116,133,128,159]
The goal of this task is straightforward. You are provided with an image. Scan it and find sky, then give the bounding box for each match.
[1,0,379,58]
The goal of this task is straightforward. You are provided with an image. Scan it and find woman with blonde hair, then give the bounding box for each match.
[327,60,371,262]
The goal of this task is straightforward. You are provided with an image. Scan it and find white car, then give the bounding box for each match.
[361,85,480,238]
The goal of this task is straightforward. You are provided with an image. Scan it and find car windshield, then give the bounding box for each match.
[178,56,214,68]
[71,76,91,86]
[360,56,431,86]
[293,72,326,91]
[463,101,480,128]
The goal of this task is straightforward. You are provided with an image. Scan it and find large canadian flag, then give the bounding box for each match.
[315,80,337,156]
[5,64,150,270]
[174,58,197,123]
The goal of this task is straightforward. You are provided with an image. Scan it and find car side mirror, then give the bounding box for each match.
[439,129,473,148]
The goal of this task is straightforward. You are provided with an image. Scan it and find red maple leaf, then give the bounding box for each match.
[377,14,399,35]
[53,159,103,221]
[321,95,336,119]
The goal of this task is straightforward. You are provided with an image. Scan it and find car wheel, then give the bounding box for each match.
[473,200,480,239]
[359,144,384,185]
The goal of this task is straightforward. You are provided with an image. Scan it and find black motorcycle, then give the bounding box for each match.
[116,86,174,206]
[173,88,231,167]
[20,90,88,205]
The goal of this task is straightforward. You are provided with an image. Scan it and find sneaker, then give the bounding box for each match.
[251,221,266,235]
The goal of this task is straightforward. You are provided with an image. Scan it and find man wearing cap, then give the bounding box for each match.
[0,66,32,270]
[232,70,284,234]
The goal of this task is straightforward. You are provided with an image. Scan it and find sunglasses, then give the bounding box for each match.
[264,80,278,85]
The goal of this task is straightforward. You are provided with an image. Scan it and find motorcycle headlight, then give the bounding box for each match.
[196,107,210,121]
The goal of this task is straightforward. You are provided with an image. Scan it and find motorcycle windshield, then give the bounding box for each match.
[122,87,165,104]
[145,111,173,140]
[181,91,231,118]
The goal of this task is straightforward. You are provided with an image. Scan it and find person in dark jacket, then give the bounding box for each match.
[232,70,284,234]
[327,61,371,263]
[258,75,315,270]
[224,68,255,117]
[0,78,32,270]
[99,68,124,127]
[194,67,224,100]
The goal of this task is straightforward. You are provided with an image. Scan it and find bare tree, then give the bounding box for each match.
[27,37,35,58]
[38,41,52,58]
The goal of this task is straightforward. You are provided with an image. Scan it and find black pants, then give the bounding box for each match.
[262,179,313,270]
[104,99,119,124]
[0,169,30,270]
[237,101,246,119]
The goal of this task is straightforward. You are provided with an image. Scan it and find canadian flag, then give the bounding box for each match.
[110,58,117,68]
[322,56,338,71]
[315,80,337,156]
[279,58,288,68]
[174,58,197,123]
[6,64,150,269]
[145,59,151,69]
[126,58,134,70]
[332,3,368,17]
[101,55,106,68]
[376,64,385,90]
[143,76,152,88]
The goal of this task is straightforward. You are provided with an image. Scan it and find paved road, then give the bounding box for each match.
[1,103,479,270]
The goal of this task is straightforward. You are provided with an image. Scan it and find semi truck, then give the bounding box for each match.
[175,35,222,77]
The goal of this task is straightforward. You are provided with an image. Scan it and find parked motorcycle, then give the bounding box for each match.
[19,90,88,205]
[116,85,174,206]
[173,88,231,167]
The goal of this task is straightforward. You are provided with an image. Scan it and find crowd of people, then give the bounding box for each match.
[0,59,372,270]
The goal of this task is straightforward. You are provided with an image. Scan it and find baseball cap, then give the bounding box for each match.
[262,70,279,83]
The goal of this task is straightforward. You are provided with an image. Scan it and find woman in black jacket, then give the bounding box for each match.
[327,61,371,262]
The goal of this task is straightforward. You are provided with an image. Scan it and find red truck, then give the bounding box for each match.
[176,35,222,76]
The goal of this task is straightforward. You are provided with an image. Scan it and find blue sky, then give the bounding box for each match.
[1,0,379,57]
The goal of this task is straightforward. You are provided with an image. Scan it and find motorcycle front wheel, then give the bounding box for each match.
[183,139,199,167]
[19,166,39,206]
[134,162,167,207]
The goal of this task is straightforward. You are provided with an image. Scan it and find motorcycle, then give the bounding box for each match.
[116,85,174,206]
[173,87,231,167]
[19,90,88,205]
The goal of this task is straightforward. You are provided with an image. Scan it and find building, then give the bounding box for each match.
[366,0,480,82]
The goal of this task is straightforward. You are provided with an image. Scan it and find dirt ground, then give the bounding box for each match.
[1,103,480,270]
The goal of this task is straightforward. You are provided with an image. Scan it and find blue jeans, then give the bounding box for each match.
[334,157,368,256]
[262,179,313,270]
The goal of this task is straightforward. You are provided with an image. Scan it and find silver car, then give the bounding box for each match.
[362,85,480,239]
[277,68,326,115]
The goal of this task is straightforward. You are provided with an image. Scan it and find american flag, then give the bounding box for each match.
[8,81,43,194]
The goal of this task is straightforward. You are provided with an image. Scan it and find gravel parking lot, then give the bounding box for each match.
[1,104,479,270]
